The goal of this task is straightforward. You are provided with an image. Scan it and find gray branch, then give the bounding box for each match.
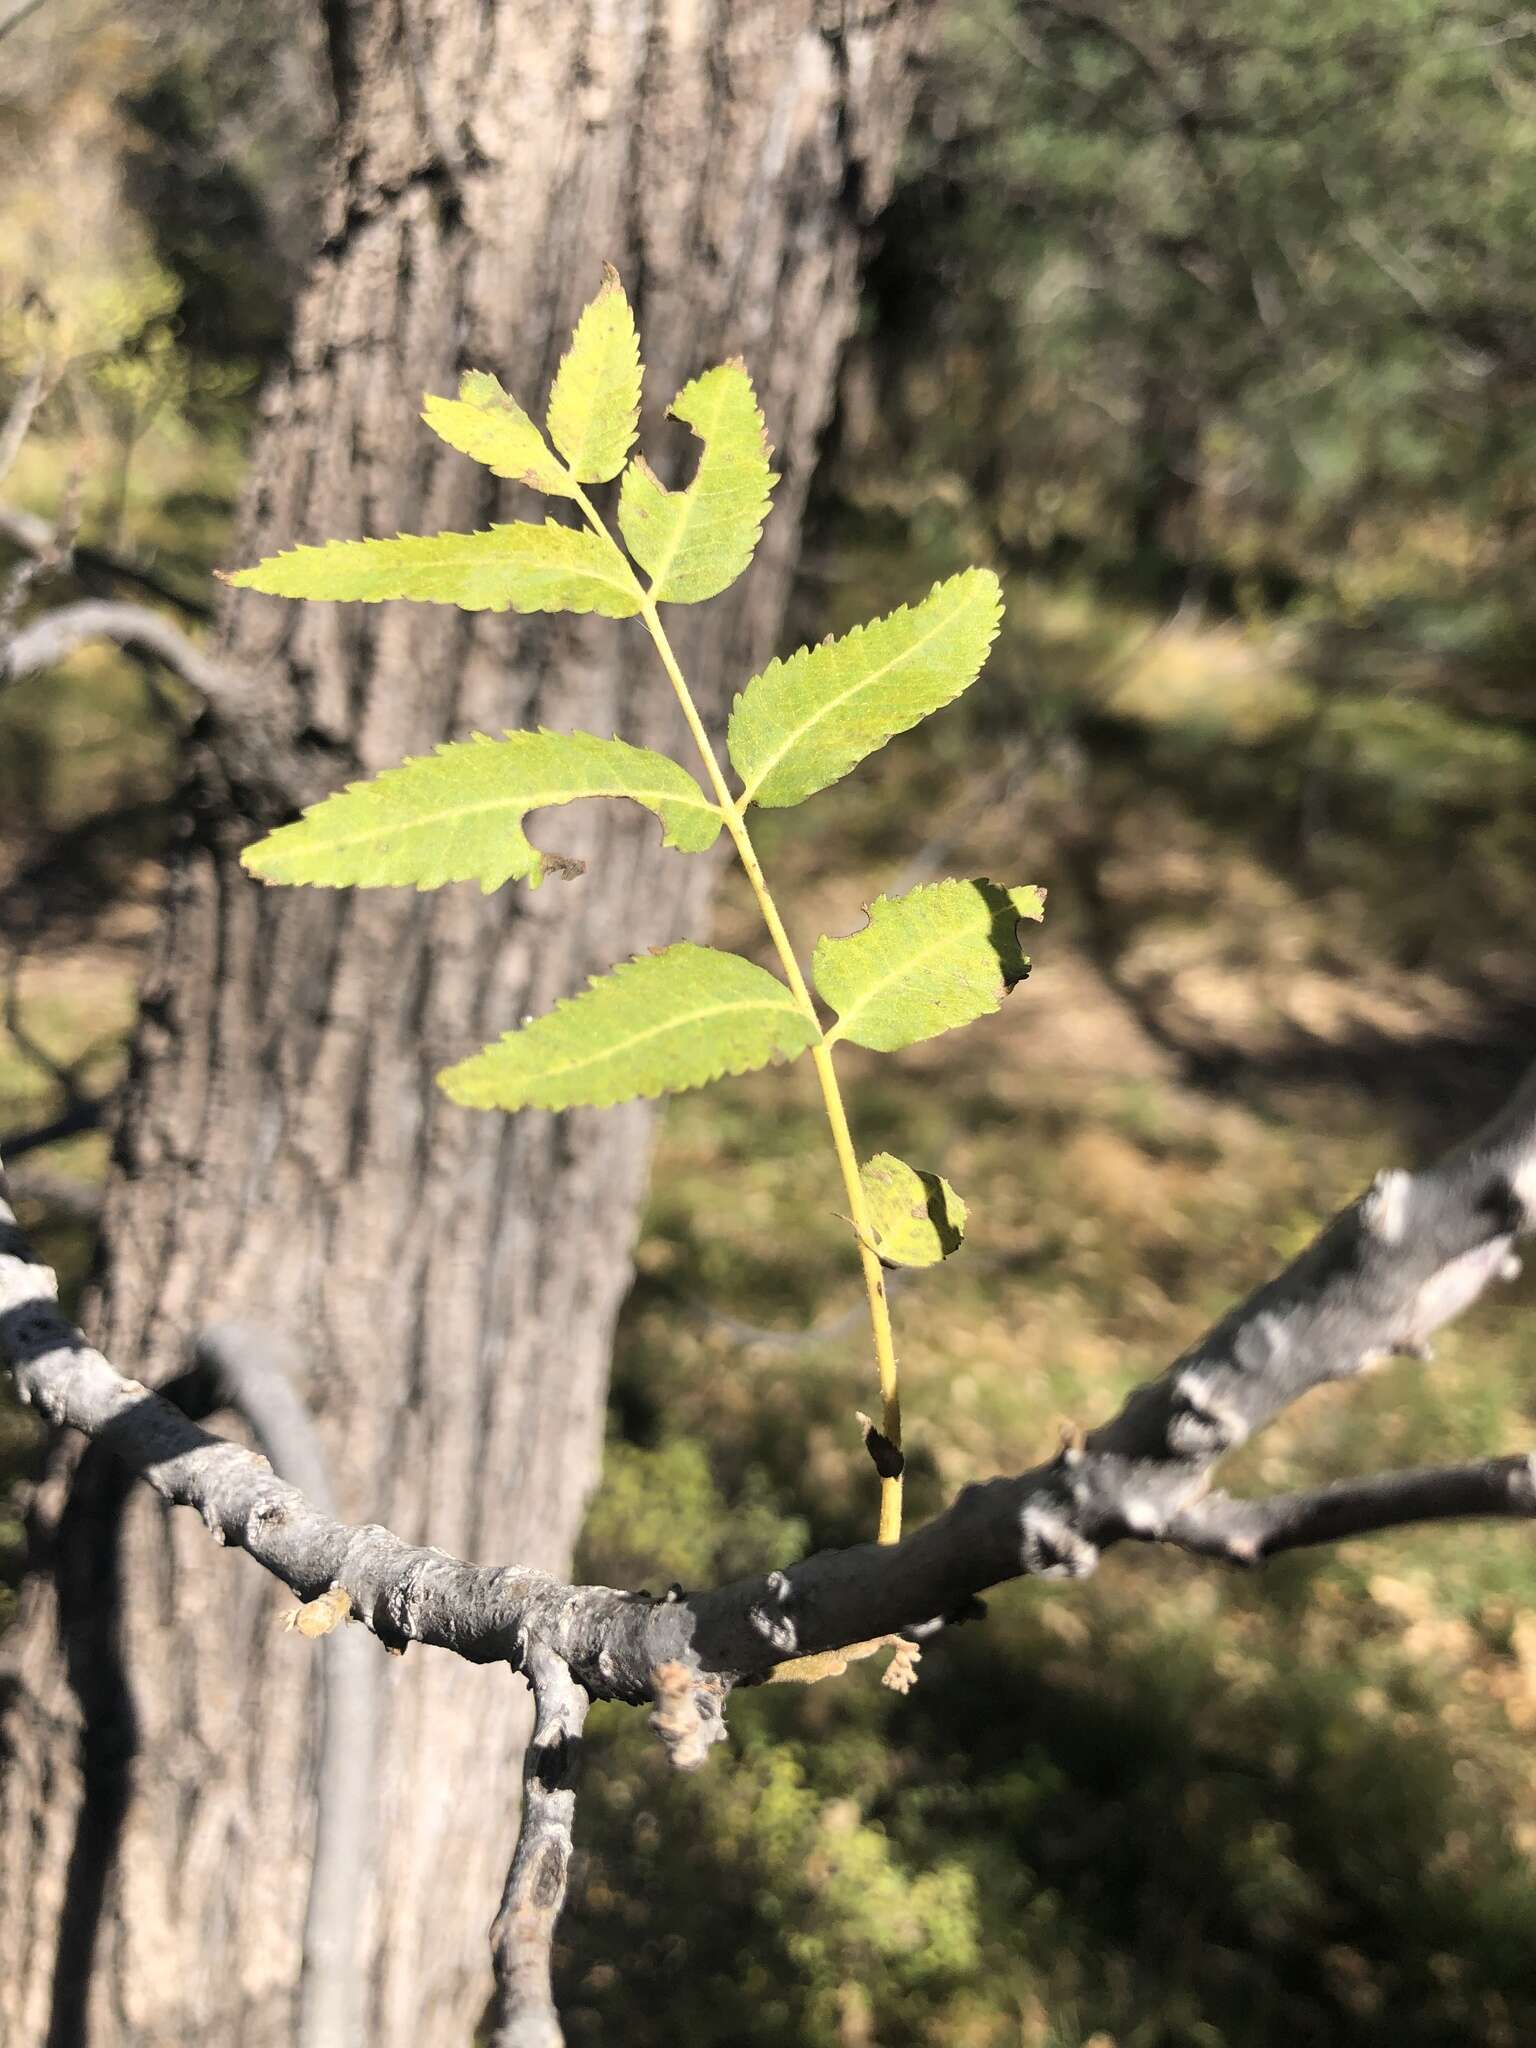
[487,1646,588,2048]
[2,1068,1534,1709]
[0,370,44,491]
[0,511,327,811]
[1,1165,102,1221]
[0,0,47,42]
[3,597,253,704]
[0,500,214,619]
[0,504,340,818]
[0,502,55,556]
[1165,1452,1536,1562]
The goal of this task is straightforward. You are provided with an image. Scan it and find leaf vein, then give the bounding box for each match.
[738,583,988,801]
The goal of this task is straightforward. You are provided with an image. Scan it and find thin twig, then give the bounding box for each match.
[0,1097,105,1162]
[1165,1454,1536,1563]
[0,370,44,492]
[0,501,214,620]
[3,597,253,704]
[0,957,115,1164]
[0,1166,101,1223]
[486,1646,588,2048]
[3,1063,1533,1705]
[0,0,47,44]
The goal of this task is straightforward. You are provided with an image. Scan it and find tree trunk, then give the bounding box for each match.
[0,5,931,2043]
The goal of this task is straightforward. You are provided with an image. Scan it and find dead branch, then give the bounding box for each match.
[2,598,253,704]
[2,1064,1533,1700]
[487,1645,588,2048]
[3,1060,1534,2046]
[0,500,214,620]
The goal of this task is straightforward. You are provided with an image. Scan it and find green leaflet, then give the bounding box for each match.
[814,878,1044,1052]
[617,361,776,603]
[546,266,642,483]
[439,943,818,1111]
[241,730,723,894]
[421,372,573,496]
[221,521,641,616]
[860,1153,968,1268]
[728,569,1004,809]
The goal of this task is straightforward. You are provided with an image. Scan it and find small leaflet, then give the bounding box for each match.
[859,1153,968,1268]
[546,266,643,483]
[617,362,776,604]
[421,371,573,495]
[241,730,722,893]
[222,521,642,617]
[728,570,1003,809]
[814,878,1045,1053]
[438,943,818,1112]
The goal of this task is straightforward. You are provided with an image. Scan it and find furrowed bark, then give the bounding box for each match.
[0,7,934,2043]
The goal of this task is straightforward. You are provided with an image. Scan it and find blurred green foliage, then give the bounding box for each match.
[864,0,1536,603]
[5,3,1536,2042]
[821,0,1536,987]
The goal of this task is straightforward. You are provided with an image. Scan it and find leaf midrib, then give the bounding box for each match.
[495,989,810,1086]
[425,395,564,484]
[354,526,638,601]
[640,378,736,595]
[555,321,630,477]
[820,898,1008,1045]
[493,525,638,599]
[256,776,720,870]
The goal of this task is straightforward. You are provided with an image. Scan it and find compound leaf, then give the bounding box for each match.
[617,361,775,603]
[439,942,817,1111]
[422,372,573,496]
[814,878,1044,1053]
[222,521,640,616]
[860,1153,968,1268]
[728,569,1003,809]
[546,266,642,483]
[241,730,722,894]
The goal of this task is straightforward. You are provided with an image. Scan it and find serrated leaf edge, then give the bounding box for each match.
[438,949,815,1108]
[817,878,1043,1049]
[219,521,644,616]
[240,730,724,894]
[419,379,574,496]
[546,264,642,483]
[629,361,776,600]
[734,570,1002,806]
